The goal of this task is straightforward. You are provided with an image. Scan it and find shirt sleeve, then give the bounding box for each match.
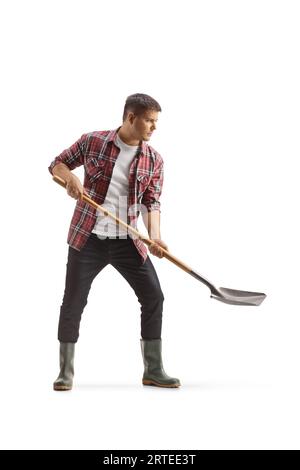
[48,133,87,175]
[141,156,164,212]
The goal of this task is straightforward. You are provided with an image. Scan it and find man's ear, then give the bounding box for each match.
[128,112,136,125]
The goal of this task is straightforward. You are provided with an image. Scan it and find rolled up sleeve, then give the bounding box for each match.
[48,133,87,175]
[141,158,164,212]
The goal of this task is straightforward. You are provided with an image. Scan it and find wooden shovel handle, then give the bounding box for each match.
[52,175,192,274]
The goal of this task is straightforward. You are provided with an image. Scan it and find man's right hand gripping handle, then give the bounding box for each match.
[52,163,88,200]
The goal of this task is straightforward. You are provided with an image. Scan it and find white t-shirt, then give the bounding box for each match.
[92,133,139,238]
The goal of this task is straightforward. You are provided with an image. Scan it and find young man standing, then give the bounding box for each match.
[49,93,180,390]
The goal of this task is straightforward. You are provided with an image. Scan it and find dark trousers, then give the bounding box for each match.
[58,233,164,342]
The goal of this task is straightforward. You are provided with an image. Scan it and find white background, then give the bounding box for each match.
[0,0,299,450]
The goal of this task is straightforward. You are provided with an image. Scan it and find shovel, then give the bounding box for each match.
[53,175,266,306]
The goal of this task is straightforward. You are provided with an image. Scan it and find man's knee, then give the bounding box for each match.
[140,284,164,307]
[61,290,89,312]
[156,287,164,304]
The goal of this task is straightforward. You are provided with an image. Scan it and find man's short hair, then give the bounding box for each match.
[123,93,162,122]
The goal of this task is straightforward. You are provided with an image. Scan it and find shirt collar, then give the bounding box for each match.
[107,127,149,158]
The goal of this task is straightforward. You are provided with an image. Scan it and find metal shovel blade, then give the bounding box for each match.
[189,270,266,306]
[211,287,266,306]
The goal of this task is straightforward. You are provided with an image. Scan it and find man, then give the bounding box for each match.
[49,93,180,390]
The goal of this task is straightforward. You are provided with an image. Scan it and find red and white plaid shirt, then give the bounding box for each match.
[48,126,164,263]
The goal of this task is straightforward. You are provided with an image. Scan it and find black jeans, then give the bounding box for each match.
[58,233,164,342]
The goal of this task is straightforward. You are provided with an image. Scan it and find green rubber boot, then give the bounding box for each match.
[140,339,181,388]
[53,342,75,391]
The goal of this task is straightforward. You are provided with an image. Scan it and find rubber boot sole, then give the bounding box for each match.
[142,379,180,388]
[53,384,73,391]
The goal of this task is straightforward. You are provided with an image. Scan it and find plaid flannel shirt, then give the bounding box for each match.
[48,126,164,263]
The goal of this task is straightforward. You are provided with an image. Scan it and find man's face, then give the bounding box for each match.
[130,110,159,142]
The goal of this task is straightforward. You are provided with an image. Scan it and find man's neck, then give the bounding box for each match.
[117,127,140,146]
